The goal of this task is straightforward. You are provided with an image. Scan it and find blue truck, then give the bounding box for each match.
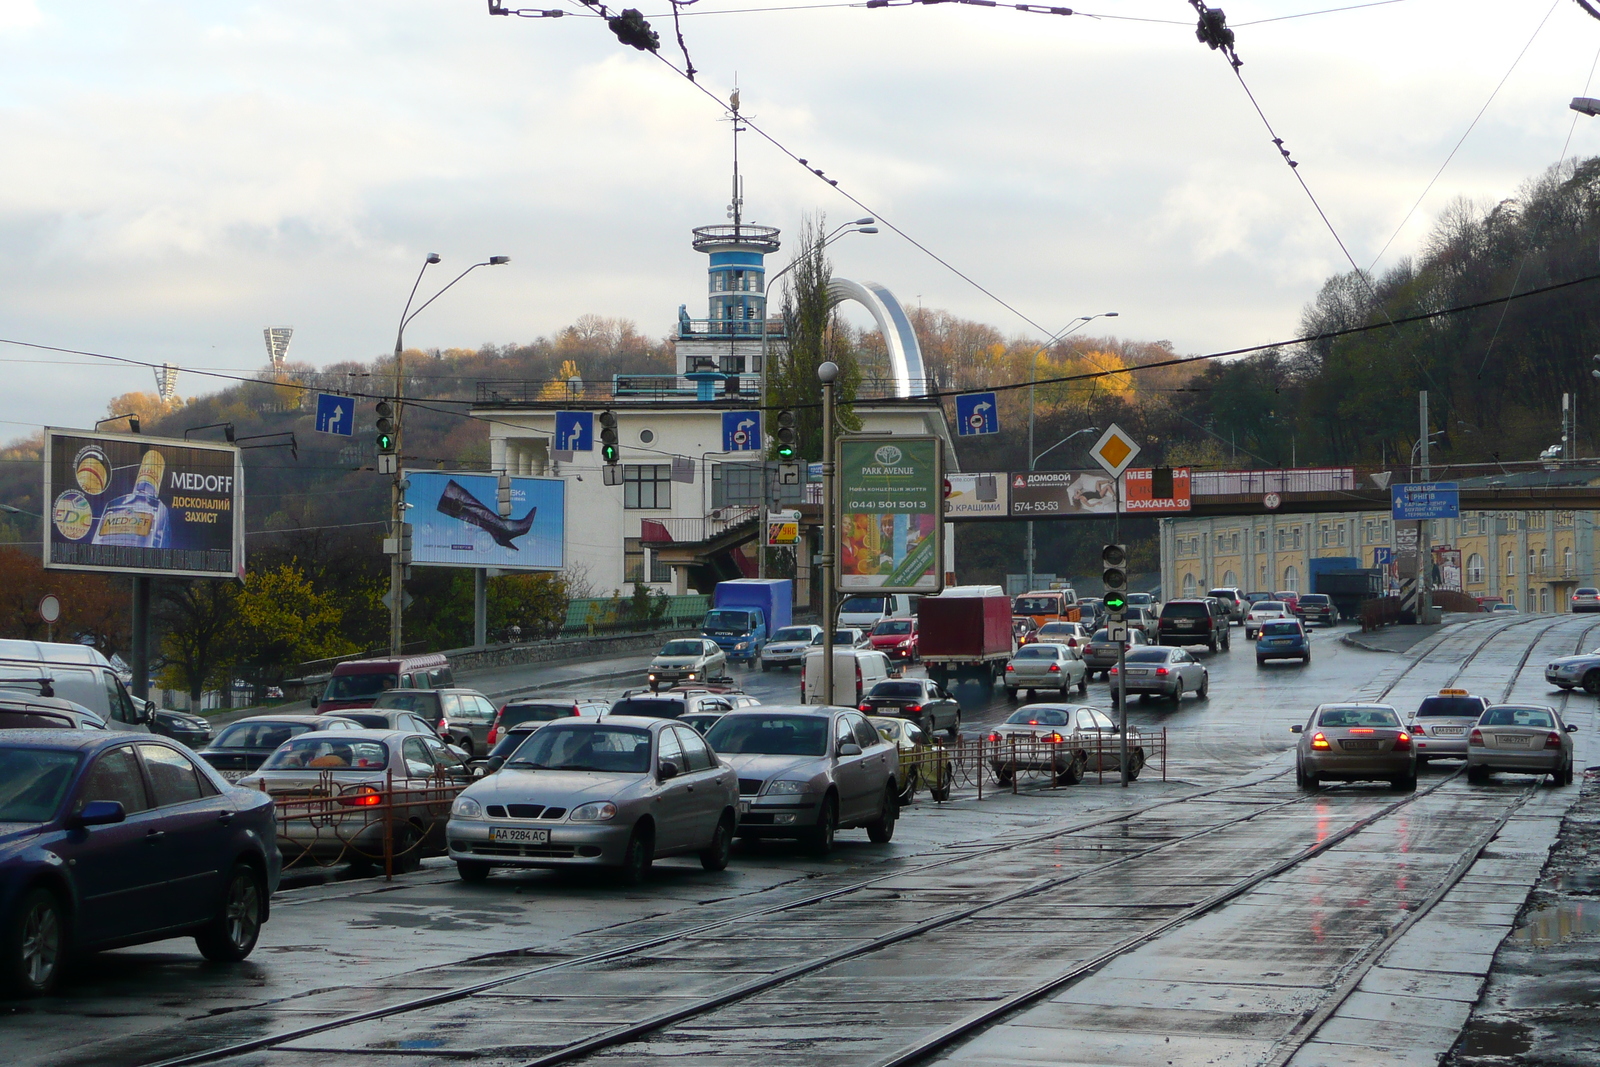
[702,579,793,664]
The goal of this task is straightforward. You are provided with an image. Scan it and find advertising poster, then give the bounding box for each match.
[838,436,943,593]
[1008,470,1118,517]
[1433,547,1463,592]
[944,472,1007,519]
[1123,468,1192,513]
[44,429,244,579]
[766,510,800,547]
[405,471,565,570]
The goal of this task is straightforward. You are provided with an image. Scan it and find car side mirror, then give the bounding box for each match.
[1290,725,1303,734]
[484,756,506,774]
[71,800,125,828]
[837,742,862,757]
[658,760,681,780]
[1567,724,1579,733]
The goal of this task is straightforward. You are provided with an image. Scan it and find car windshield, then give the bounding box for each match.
[1261,622,1301,637]
[704,714,829,757]
[872,620,913,635]
[1092,629,1111,641]
[1014,596,1060,614]
[610,698,686,719]
[1481,707,1556,728]
[1162,603,1208,618]
[1014,646,1059,659]
[1300,595,1330,605]
[1207,590,1235,600]
[373,692,435,712]
[0,749,80,822]
[502,703,577,725]
[681,715,720,736]
[509,725,652,773]
[771,627,813,642]
[1127,594,1152,605]
[1317,707,1401,728]
[869,681,923,698]
[839,596,886,614]
[261,737,389,770]
[703,610,752,632]
[1415,696,1485,718]
[1005,708,1070,726]
[341,713,392,729]
[1037,624,1075,637]
[323,673,399,701]
[1578,589,1600,596]
[212,721,314,750]
[1253,602,1286,613]
[1126,649,1171,663]
[660,640,704,656]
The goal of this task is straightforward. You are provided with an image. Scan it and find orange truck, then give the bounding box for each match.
[1012,588,1082,628]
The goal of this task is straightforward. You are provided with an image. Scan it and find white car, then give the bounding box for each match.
[758,625,824,671]
[647,638,727,690]
[1004,643,1088,700]
[1245,600,1291,640]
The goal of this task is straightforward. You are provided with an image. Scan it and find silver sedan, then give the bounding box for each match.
[648,639,727,690]
[987,704,1144,783]
[1292,703,1416,791]
[1003,643,1087,700]
[1109,646,1208,703]
[447,716,739,884]
[1467,704,1578,786]
[1545,648,1600,693]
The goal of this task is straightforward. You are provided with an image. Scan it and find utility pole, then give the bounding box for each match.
[1418,390,1434,625]
[819,361,839,706]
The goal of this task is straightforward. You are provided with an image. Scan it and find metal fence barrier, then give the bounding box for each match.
[258,770,467,879]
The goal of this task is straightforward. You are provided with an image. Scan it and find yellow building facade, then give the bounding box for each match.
[1160,509,1599,612]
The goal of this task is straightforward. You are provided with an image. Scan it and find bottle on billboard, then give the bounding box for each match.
[92,450,170,548]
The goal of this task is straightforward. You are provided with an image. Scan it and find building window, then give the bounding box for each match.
[1319,524,1329,547]
[1467,553,1484,584]
[1338,525,1347,547]
[624,464,672,509]
[1222,570,1236,587]
[1528,549,1537,575]
[1541,588,1550,613]
[1183,573,1197,597]
[1277,529,1287,551]
[1506,551,1515,577]
[624,537,644,584]
[1283,565,1299,591]
[1382,519,1391,540]
[1506,589,1516,608]
[1540,548,1549,574]
[1566,547,1574,576]
[1257,529,1267,552]
[649,549,672,584]
[1293,528,1303,550]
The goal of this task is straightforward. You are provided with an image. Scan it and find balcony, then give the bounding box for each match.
[639,506,760,548]
[677,317,784,341]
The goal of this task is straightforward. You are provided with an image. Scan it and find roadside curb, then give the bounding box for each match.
[480,665,647,700]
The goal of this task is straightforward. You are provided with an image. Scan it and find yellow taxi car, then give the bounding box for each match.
[869,715,952,804]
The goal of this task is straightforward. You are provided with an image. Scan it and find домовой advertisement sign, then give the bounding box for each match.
[45,429,245,578]
[405,471,565,570]
[838,435,943,594]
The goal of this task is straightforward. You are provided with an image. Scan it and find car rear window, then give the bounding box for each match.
[1162,603,1209,618]
[610,698,687,719]
[501,703,576,726]
[1014,596,1061,614]
[212,721,313,750]
[0,708,79,729]
[373,692,438,713]
[261,737,389,770]
[1013,646,1060,659]
[1207,590,1237,600]
[1253,602,1286,612]
[1415,697,1486,718]
[341,713,390,729]
[1126,649,1171,663]
[1317,707,1401,728]
[324,673,398,701]
[1300,595,1330,605]
[1261,622,1301,636]
[840,596,887,614]
[869,681,924,698]
[1004,708,1069,726]
[1579,588,1600,595]
[0,748,80,821]
[1037,623,1076,637]
[1481,707,1556,728]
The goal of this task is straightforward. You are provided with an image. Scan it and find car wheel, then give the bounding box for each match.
[1586,671,1600,696]
[760,660,771,672]
[195,862,265,962]
[994,763,1015,785]
[617,823,655,886]
[458,738,474,757]
[1302,653,1311,665]
[898,767,919,806]
[2,887,65,997]
[1005,687,1018,700]
[1055,752,1086,786]
[1256,657,1266,667]
[1077,673,1089,696]
[1208,635,1218,654]
[1300,765,1320,791]
[1392,772,1417,792]
[867,785,898,843]
[700,813,735,871]
[947,715,960,741]
[804,794,837,856]
[1197,674,1209,700]
[1467,764,1490,785]
[390,823,423,874]
[456,860,492,883]
[1127,748,1145,780]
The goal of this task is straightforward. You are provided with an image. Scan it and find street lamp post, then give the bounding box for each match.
[1024,312,1116,592]
[387,254,510,655]
[1024,427,1100,592]
[819,361,840,707]
[756,220,875,579]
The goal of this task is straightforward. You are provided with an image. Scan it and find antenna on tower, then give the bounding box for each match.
[726,85,745,230]
[264,326,294,369]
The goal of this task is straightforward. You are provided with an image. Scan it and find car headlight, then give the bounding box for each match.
[897,639,912,647]
[570,801,617,822]
[452,796,484,819]
[687,672,698,680]
[735,642,749,650]
[765,780,809,795]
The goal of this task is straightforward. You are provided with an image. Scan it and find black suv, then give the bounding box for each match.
[1157,598,1232,653]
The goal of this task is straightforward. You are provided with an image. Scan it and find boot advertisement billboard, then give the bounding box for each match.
[405,471,565,570]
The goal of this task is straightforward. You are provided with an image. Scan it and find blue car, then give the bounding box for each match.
[0,730,280,997]
[1256,619,1311,666]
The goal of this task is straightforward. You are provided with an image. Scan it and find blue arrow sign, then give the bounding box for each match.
[315,394,355,437]
[955,392,999,436]
[722,410,761,452]
[1391,482,1459,520]
[554,411,594,452]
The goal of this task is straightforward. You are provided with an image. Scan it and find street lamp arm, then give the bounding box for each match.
[394,254,441,356]
[1032,426,1099,470]
[400,260,508,343]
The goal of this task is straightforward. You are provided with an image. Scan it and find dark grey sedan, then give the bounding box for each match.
[1082,627,1148,679]
[1109,646,1208,703]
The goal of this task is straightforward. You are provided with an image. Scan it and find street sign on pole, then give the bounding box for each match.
[954,392,999,436]
[1088,424,1141,479]
[314,394,355,437]
[554,411,594,452]
[722,411,761,452]
[1391,482,1459,520]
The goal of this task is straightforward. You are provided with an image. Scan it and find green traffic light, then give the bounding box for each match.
[776,444,795,459]
[1104,592,1127,612]
[602,443,619,464]
[376,432,394,452]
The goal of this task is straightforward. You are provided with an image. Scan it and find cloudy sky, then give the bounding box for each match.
[1,0,1597,432]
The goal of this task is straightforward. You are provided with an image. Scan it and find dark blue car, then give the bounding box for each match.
[0,730,280,997]
[1256,619,1311,665]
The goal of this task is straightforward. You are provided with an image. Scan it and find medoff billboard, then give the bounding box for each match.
[405,471,565,570]
[44,429,245,579]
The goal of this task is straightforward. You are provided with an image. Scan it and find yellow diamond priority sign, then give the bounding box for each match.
[1089,424,1141,479]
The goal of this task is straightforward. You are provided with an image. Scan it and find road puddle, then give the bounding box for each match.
[1509,898,1600,947]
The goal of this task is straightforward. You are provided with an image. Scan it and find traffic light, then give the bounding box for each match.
[375,400,396,453]
[775,410,797,459]
[599,410,619,464]
[1102,543,1128,616]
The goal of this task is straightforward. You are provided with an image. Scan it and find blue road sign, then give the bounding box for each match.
[722,411,761,452]
[315,394,355,437]
[1391,482,1460,521]
[1373,547,1393,567]
[955,392,999,436]
[554,411,594,452]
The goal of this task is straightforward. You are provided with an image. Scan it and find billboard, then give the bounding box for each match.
[1123,468,1191,512]
[405,471,565,570]
[45,429,244,579]
[837,435,943,593]
[1007,468,1190,517]
[944,472,1007,519]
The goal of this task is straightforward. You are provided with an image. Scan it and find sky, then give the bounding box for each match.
[2,0,1599,434]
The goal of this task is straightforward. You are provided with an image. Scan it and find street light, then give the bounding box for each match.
[386,253,511,655]
[1573,97,1600,116]
[1025,426,1100,592]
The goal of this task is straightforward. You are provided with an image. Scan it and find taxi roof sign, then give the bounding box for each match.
[1438,688,1470,696]
[1089,424,1141,479]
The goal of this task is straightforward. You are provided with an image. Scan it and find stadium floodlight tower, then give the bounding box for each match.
[264,326,293,370]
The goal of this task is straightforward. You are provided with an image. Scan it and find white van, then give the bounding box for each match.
[800,647,892,706]
[837,593,919,630]
[0,640,150,731]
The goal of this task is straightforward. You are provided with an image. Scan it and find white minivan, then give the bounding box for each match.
[800,647,892,706]
[837,593,919,631]
[0,639,150,731]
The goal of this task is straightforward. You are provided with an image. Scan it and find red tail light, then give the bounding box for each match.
[987,732,1001,743]
[1546,731,1563,749]
[1155,667,1168,676]
[1109,666,1119,675]
[1394,732,1411,751]
[1041,731,1065,744]
[1006,663,1015,672]
[487,726,499,745]
[859,704,872,712]
[906,703,922,712]
[1311,731,1330,750]
[1469,728,1483,746]
[339,786,382,807]
[1048,663,1061,673]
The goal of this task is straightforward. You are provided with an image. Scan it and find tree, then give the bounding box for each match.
[491,572,570,639]
[768,214,861,462]
[224,563,358,698]
[156,581,238,705]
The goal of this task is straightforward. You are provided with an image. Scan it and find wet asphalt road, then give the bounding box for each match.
[10,616,1600,1067]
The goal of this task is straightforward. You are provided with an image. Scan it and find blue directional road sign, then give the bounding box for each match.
[955,392,999,436]
[1391,482,1460,521]
[554,411,594,452]
[1373,546,1394,567]
[315,394,355,437]
[722,411,761,452]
